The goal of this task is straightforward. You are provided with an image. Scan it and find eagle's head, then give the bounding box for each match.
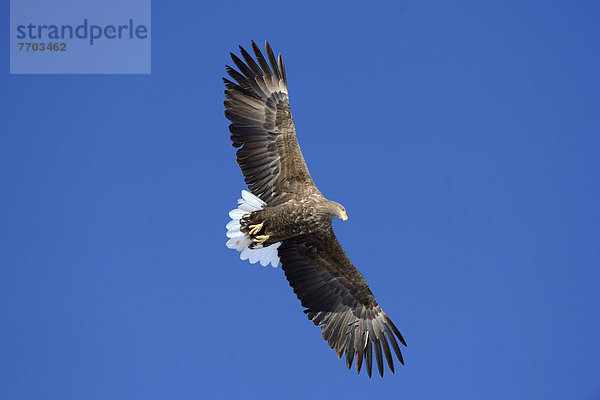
[324,200,348,221]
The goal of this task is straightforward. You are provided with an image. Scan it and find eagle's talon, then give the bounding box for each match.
[253,234,269,246]
[248,222,264,235]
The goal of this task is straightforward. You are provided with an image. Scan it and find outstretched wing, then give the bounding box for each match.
[224,41,318,206]
[278,228,407,377]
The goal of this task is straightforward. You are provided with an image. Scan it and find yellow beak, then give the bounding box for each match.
[341,210,348,221]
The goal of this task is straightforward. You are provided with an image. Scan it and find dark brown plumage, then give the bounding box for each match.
[224,41,406,377]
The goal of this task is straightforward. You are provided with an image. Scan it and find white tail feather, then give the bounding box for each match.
[226,190,281,268]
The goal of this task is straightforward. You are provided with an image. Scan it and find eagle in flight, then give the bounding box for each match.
[224,41,406,377]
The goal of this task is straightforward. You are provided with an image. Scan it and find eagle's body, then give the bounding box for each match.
[241,194,336,245]
[224,41,406,378]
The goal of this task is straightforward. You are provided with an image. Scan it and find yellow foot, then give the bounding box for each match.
[253,235,269,246]
[248,222,264,235]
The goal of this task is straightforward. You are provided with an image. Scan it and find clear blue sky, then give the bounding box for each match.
[2,1,600,399]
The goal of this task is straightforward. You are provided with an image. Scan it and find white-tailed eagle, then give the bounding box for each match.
[224,41,406,377]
